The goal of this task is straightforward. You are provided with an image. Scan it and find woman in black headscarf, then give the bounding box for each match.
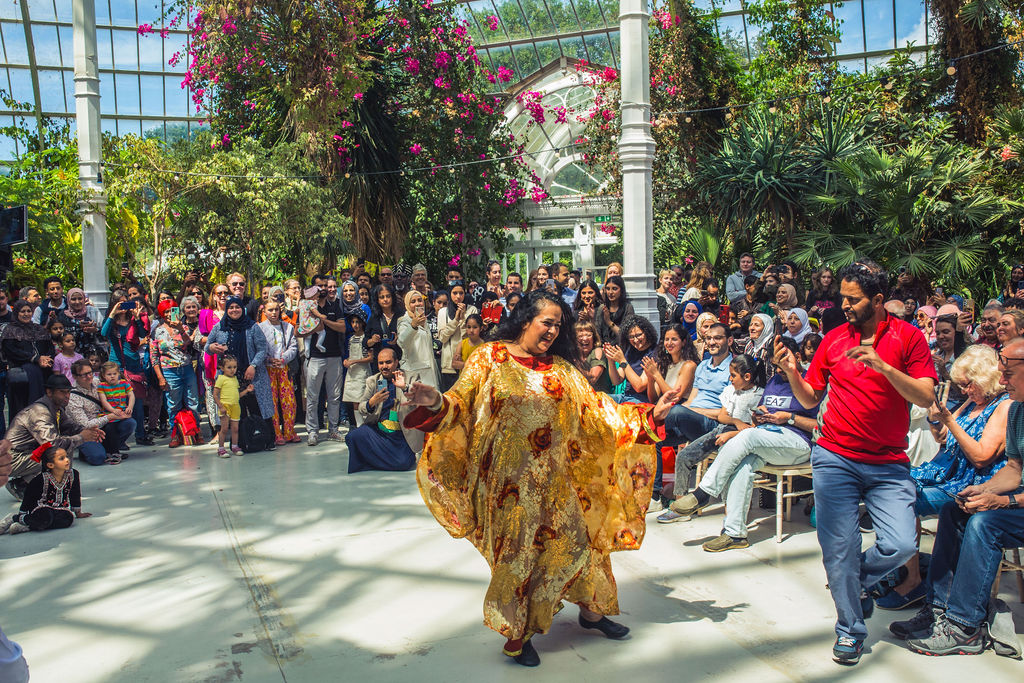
[2,299,55,417]
[204,297,274,446]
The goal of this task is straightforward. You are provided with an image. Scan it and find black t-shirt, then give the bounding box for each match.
[310,298,343,358]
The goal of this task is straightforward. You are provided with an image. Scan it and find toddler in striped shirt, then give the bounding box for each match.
[97,361,135,418]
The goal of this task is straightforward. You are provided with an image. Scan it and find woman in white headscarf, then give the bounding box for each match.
[743,313,775,359]
[782,308,812,344]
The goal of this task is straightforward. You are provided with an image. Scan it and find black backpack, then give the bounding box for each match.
[238,415,272,453]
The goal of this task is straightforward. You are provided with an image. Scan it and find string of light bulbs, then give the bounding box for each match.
[84,36,1024,183]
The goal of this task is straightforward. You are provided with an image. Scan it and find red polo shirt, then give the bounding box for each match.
[805,314,937,464]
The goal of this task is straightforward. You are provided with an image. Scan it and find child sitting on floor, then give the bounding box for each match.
[1,444,91,534]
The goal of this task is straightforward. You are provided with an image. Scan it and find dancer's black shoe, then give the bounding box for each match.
[578,615,630,639]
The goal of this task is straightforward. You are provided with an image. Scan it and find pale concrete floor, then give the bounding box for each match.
[1,436,1021,683]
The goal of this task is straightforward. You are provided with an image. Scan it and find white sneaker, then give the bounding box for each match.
[325,431,344,442]
[307,433,318,447]
[8,521,30,534]
[0,513,15,534]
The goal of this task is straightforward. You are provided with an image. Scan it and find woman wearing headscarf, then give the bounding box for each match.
[396,290,440,390]
[672,300,703,340]
[743,313,775,359]
[57,287,102,352]
[204,297,275,448]
[782,308,812,345]
[915,304,938,345]
[2,300,55,417]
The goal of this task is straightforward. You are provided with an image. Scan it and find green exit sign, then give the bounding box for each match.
[594,215,620,223]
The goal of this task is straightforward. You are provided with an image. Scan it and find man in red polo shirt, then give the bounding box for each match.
[775,260,936,666]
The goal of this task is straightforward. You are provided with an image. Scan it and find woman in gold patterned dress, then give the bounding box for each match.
[403,290,679,667]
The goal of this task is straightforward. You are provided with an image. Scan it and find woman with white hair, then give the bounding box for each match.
[873,343,1011,610]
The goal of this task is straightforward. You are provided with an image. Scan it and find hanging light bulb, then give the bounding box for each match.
[345,172,351,179]
[947,61,957,76]
[821,89,831,104]
[768,101,777,114]
[884,78,894,90]
[684,115,692,123]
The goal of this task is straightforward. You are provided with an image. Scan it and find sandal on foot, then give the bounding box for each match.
[104,454,122,465]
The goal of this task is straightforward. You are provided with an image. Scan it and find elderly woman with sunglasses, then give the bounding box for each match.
[873,344,1011,610]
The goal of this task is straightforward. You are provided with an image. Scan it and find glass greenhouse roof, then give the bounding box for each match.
[1,0,937,160]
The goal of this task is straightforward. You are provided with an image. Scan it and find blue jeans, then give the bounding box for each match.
[914,484,956,517]
[162,365,200,426]
[811,444,918,640]
[928,500,1024,628]
[78,418,136,464]
[662,405,718,449]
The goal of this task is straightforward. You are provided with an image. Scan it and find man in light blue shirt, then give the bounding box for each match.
[662,322,733,446]
[725,253,761,303]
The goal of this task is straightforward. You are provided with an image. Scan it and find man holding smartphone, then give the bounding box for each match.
[345,347,416,473]
[774,259,937,666]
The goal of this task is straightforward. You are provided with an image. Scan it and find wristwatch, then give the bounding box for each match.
[1009,494,1019,509]
[786,414,796,426]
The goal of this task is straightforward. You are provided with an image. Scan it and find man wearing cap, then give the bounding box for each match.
[4,374,103,500]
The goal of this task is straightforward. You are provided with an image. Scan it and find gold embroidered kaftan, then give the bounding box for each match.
[415,341,658,640]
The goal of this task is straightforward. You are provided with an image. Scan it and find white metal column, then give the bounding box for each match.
[73,0,109,307]
[618,0,657,326]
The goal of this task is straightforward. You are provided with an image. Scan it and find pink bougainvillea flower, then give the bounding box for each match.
[410,143,423,155]
[486,15,499,31]
[497,66,514,83]
[405,57,420,74]
[601,67,618,82]
[137,23,154,35]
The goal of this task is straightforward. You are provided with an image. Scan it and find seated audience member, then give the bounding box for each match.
[575,321,613,393]
[976,302,1004,349]
[345,347,417,473]
[891,337,1024,656]
[603,315,658,403]
[876,345,1010,609]
[4,375,103,500]
[665,337,820,550]
[655,353,764,519]
[66,359,136,466]
[730,275,762,323]
[661,323,734,448]
[643,323,700,404]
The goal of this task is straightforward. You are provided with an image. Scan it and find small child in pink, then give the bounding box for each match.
[52,332,83,383]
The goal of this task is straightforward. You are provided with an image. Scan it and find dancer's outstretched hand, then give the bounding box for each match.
[404,381,440,409]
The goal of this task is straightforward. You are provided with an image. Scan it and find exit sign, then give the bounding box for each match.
[594,215,620,223]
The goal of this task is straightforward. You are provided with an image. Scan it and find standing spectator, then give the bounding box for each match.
[0,287,13,322]
[976,302,1003,348]
[483,260,504,298]
[996,309,1024,346]
[505,272,523,296]
[52,333,82,383]
[150,299,199,447]
[31,276,66,324]
[997,263,1024,303]
[774,259,936,666]
[392,264,412,299]
[365,283,402,369]
[341,312,372,427]
[604,261,624,279]
[655,270,675,329]
[411,264,430,297]
[199,284,229,441]
[303,278,345,446]
[572,280,601,325]
[776,260,806,305]
[2,300,55,418]
[396,290,440,389]
[527,265,550,292]
[595,275,633,344]
[101,295,153,446]
[436,281,477,392]
[552,263,576,306]
[807,268,841,319]
[57,288,102,352]
[226,272,260,320]
[725,253,760,303]
[258,300,299,445]
[204,297,275,447]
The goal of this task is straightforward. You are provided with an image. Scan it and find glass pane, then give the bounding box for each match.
[717,0,743,12]
[468,1,502,44]
[834,1,865,55]
[549,0,581,34]
[896,0,927,48]
[865,54,890,71]
[608,29,619,67]
[139,32,164,70]
[2,23,30,65]
[0,2,20,20]
[120,118,143,137]
[520,0,556,34]
[489,45,516,74]
[572,0,606,30]
[837,57,866,74]
[454,4,487,44]
[62,68,74,110]
[135,0,165,27]
[38,68,66,112]
[110,1,137,25]
[115,73,140,115]
[54,0,72,23]
[0,116,17,159]
[496,1,530,41]
[584,33,612,67]
[58,25,74,65]
[164,75,187,117]
[560,35,588,61]
[97,28,113,69]
[142,120,165,141]
[513,44,540,76]
[111,29,140,70]
[140,74,163,115]
[602,0,619,24]
[863,0,895,51]
[99,71,115,112]
[718,14,749,63]
[6,67,33,104]
[95,0,110,24]
[534,39,562,66]
[30,25,62,67]
[745,18,764,60]
[101,117,117,135]
[692,0,714,10]
[26,0,55,21]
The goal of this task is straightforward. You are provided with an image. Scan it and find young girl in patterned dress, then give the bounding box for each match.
[1,444,91,534]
